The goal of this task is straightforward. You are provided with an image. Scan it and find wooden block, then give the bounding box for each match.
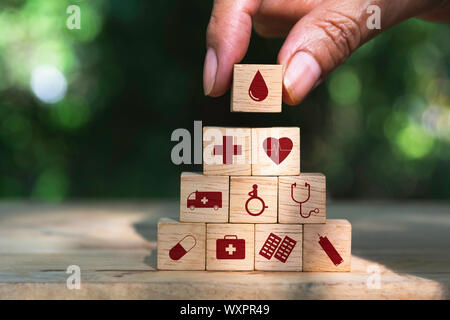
[231,64,283,113]
[180,172,229,223]
[251,127,300,176]
[255,224,303,271]
[279,173,326,224]
[157,220,206,270]
[206,224,254,271]
[203,127,251,176]
[229,176,278,223]
[303,219,352,272]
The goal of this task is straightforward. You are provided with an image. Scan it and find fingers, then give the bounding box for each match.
[278,0,368,105]
[419,0,450,22]
[253,0,324,38]
[204,0,261,97]
[278,0,446,105]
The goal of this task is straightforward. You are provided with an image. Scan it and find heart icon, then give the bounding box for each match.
[263,137,293,165]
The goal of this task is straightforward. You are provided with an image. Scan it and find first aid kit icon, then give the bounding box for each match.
[216,235,245,260]
[169,235,197,261]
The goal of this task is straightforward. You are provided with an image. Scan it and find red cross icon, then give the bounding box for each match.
[213,136,242,164]
[225,244,236,255]
[200,197,208,205]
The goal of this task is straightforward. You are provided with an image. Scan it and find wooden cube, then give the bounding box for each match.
[231,64,283,113]
[255,224,303,271]
[229,176,278,223]
[279,173,326,224]
[303,219,352,272]
[157,219,206,270]
[206,224,254,271]
[251,127,300,176]
[203,127,251,176]
[180,172,229,223]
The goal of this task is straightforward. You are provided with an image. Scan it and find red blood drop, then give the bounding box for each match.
[248,70,268,102]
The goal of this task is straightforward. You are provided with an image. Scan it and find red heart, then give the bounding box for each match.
[263,137,293,164]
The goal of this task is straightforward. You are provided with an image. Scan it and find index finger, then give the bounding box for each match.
[204,0,261,97]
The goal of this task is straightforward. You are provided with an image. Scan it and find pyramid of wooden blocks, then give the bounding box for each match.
[157,64,352,272]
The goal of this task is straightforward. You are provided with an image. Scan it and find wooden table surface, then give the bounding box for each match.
[0,201,449,300]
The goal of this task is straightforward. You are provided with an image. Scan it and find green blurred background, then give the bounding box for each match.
[0,0,449,201]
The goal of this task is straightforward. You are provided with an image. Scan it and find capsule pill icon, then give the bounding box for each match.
[169,235,197,261]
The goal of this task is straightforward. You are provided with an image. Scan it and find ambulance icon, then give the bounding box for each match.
[187,191,222,210]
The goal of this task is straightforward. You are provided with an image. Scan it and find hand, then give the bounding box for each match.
[203,0,450,105]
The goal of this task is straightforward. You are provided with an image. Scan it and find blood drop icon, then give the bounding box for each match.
[248,70,268,102]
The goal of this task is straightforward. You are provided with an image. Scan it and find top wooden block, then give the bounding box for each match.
[231,64,283,113]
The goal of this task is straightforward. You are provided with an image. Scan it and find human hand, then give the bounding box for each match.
[203,0,450,105]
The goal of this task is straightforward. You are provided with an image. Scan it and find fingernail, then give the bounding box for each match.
[283,51,321,104]
[203,48,217,96]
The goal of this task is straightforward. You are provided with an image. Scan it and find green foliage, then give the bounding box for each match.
[0,0,449,200]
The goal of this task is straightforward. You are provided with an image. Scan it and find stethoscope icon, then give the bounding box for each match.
[245,184,267,216]
[291,182,320,218]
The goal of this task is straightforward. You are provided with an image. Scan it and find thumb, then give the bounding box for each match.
[278,0,445,105]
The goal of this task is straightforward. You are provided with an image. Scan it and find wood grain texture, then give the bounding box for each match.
[206,224,254,271]
[255,224,303,271]
[251,127,300,176]
[0,202,449,299]
[229,176,278,223]
[279,174,326,224]
[231,64,283,113]
[303,219,352,272]
[180,172,229,223]
[203,127,251,176]
[157,221,206,270]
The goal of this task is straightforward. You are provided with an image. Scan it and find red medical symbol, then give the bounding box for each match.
[213,136,242,164]
[216,235,245,259]
[259,233,297,263]
[263,137,293,165]
[259,233,281,260]
[291,182,320,218]
[225,244,236,255]
[245,184,267,216]
[248,70,268,102]
[187,191,222,210]
[169,235,197,261]
[275,236,297,263]
[318,234,344,266]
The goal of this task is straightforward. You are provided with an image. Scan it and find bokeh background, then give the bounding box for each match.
[0,0,449,201]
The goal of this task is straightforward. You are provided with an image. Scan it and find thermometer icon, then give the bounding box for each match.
[318,234,343,266]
